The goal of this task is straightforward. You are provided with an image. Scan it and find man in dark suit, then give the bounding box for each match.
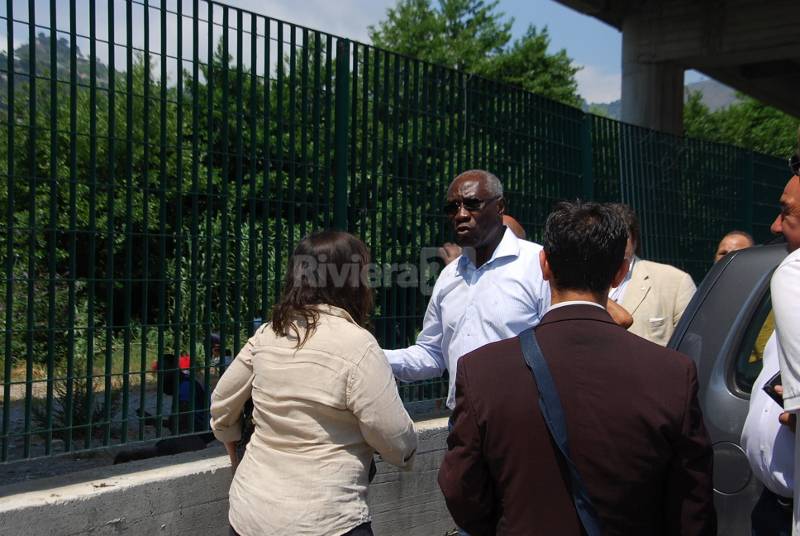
[438,200,716,535]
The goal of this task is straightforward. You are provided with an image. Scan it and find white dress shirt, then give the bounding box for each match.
[385,227,550,409]
[769,247,800,532]
[546,300,605,314]
[774,248,800,412]
[741,332,794,498]
[609,256,635,303]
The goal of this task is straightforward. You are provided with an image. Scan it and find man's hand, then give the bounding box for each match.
[437,242,463,265]
[774,385,796,432]
[607,300,634,329]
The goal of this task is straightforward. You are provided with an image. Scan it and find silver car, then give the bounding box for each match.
[668,242,788,535]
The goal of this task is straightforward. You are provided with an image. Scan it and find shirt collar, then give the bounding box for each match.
[458,226,521,273]
[545,300,605,315]
[315,304,356,324]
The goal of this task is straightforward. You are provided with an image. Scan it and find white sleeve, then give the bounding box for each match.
[384,281,447,382]
[772,256,800,412]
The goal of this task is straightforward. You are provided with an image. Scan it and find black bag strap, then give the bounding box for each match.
[519,328,602,536]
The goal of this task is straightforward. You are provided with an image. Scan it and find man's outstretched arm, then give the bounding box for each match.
[384,289,447,382]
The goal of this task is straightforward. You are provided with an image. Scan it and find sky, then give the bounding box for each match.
[225,0,706,104]
[1,0,705,104]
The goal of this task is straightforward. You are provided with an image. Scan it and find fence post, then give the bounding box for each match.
[333,39,350,231]
[581,114,594,200]
[744,150,754,236]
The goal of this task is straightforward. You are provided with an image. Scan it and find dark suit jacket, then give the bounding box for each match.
[437,304,715,535]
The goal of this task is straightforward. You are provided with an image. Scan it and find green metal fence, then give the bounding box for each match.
[0,0,790,462]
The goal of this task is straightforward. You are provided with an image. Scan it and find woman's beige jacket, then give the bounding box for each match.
[210,305,417,536]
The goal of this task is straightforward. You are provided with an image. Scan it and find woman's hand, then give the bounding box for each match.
[224,441,240,474]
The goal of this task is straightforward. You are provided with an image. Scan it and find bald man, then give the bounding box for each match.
[715,231,754,263]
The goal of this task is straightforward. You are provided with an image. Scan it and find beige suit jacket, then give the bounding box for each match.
[621,259,696,346]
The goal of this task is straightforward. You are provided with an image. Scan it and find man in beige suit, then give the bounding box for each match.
[609,203,696,346]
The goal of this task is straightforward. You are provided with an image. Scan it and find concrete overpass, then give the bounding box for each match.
[556,0,800,135]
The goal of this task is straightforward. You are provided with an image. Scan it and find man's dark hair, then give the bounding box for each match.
[543,201,628,296]
[608,202,642,256]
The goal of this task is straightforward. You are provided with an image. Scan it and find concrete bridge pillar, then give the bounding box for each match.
[621,15,685,136]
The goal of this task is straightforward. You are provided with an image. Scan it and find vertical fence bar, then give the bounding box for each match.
[379,50,390,345]
[389,53,400,349]
[348,43,358,232]
[24,0,37,459]
[85,0,98,450]
[218,6,230,374]
[399,56,410,346]
[2,0,15,462]
[323,35,332,229]
[174,0,186,432]
[139,0,152,442]
[369,49,379,311]
[65,0,78,452]
[287,25,296,250]
[300,28,309,235]
[272,21,283,304]
[260,17,271,316]
[121,0,134,444]
[333,39,350,231]
[581,114,594,201]
[45,0,58,455]
[312,31,321,234]
[743,150,754,236]
[246,13,257,344]
[189,0,201,432]
[155,0,168,438]
[232,8,244,358]
[358,45,369,240]
[311,31,327,230]
[202,0,214,409]
[103,0,116,447]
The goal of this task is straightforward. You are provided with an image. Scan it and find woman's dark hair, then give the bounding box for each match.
[543,200,628,297]
[271,230,373,347]
[608,202,642,256]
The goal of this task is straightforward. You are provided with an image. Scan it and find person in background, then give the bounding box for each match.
[438,200,715,534]
[714,230,771,366]
[608,203,696,346]
[714,230,754,263]
[211,230,417,536]
[114,354,212,464]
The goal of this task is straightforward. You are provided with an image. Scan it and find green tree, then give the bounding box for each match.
[684,91,799,157]
[369,0,580,105]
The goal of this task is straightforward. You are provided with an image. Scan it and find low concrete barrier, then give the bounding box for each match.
[0,417,453,536]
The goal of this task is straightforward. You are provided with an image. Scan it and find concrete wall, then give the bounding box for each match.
[0,417,453,536]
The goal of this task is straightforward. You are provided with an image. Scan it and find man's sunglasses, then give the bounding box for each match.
[443,196,500,216]
[790,153,800,176]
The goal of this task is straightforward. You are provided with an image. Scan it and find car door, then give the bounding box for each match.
[669,243,788,536]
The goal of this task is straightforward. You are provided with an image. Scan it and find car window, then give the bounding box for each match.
[733,291,774,394]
